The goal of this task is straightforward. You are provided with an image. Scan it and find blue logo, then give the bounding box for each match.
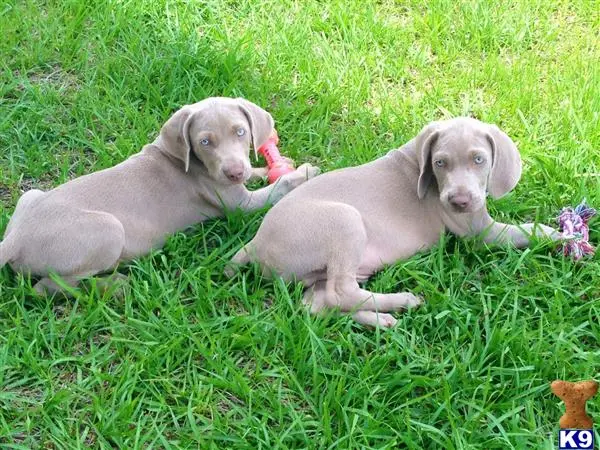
[559,429,594,449]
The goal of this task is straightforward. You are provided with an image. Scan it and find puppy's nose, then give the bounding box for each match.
[449,193,471,210]
[223,166,245,182]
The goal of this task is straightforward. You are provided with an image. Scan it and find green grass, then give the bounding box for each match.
[1,0,599,447]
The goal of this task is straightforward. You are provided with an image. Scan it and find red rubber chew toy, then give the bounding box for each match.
[257,130,295,184]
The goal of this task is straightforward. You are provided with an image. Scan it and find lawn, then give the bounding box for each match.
[0,0,599,448]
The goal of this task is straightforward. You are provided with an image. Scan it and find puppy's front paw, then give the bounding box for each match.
[378,313,398,328]
[295,163,320,181]
[278,163,320,192]
[536,224,561,241]
[224,264,236,279]
[407,294,425,308]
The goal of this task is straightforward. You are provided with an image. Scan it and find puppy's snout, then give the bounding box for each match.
[223,165,245,183]
[448,192,472,211]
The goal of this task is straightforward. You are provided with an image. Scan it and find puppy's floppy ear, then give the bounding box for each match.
[236,98,274,159]
[159,106,197,172]
[416,122,441,199]
[486,124,522,199]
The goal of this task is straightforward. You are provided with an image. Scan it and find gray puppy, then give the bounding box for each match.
[229,118,559,327]
[0,97,319,294]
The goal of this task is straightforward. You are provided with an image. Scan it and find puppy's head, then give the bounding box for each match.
[158,97,274,185]
[416,117,522,213]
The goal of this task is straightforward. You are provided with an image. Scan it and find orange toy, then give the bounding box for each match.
[551,379,598,429]
[257,131,295,184]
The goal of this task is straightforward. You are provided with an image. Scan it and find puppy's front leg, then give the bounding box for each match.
[240,163,319,212]
[481,221,560,248]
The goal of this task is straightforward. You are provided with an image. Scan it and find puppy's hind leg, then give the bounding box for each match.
[313,207,421,328]
[28,210,126,297]
[303,281,405,328]
[225,242,255,278]
[352,311,399,328]
[34,276,80,296]
[323,271,422,328]
[89,272,129,298]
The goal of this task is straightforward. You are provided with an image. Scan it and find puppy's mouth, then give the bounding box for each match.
[449,203,476,214]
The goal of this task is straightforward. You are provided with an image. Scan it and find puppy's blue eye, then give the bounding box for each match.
[236,128,246,137]
[474,155,484,164]
[200,138,210,146]
[434,159,446,168]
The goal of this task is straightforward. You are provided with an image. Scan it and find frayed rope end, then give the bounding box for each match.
[557,200,596,260]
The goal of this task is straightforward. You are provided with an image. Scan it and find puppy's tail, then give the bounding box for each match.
[224,243,254,278]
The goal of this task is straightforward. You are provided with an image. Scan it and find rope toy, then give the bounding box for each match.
[557,200,596,260]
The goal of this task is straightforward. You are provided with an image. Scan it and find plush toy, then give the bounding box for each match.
[557,201,596,260]
[257,130,295,184]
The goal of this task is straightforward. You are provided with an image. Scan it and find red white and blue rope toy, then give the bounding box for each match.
[557,201,596,260]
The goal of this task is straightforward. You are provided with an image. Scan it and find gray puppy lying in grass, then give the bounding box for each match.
[228,118,559,328]
[0,97,319,295]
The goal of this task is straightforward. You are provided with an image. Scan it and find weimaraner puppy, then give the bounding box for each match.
[229,117,559,327]
[0,97,319,294]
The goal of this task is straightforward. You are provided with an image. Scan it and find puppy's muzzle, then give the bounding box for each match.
[223,164,246,183]
[448,192,472,212]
